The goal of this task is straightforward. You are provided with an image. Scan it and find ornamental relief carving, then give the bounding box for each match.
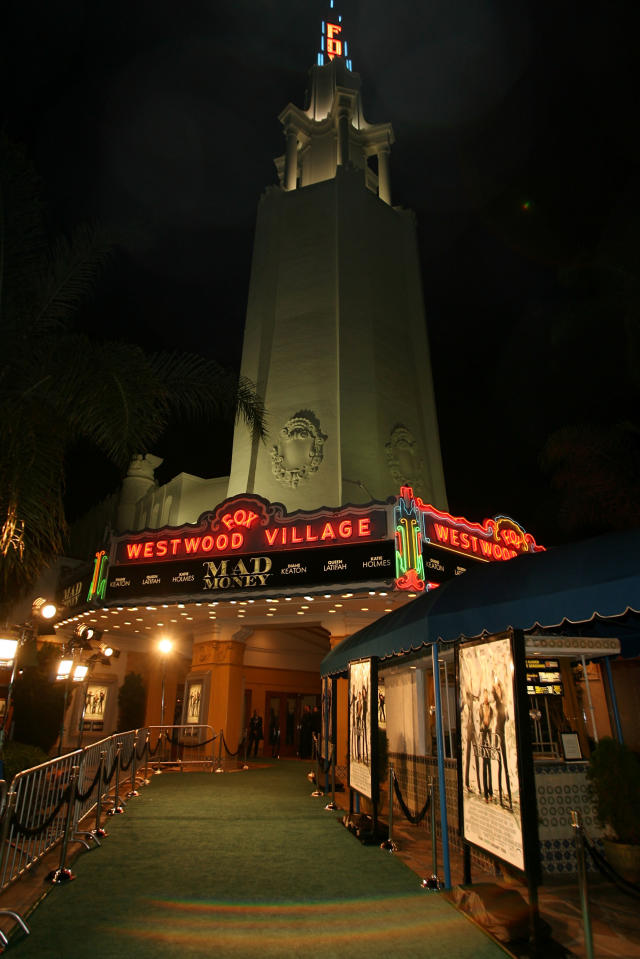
[271,410,327,487]
[385,424,425,498]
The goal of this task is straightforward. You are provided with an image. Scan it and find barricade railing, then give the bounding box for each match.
[147,725,217,774]
[0,727,153,944]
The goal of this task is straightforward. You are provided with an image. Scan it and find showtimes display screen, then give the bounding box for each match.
[525,658,563,696]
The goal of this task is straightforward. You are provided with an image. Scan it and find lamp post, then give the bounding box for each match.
[157,638,173,770]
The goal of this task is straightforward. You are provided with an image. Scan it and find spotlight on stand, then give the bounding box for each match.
[32,598,57,621]
[0,634,19,669]
[73,625,102,649]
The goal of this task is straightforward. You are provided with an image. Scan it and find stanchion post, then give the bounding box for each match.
[571,809,594,959]
[143,731,150,784]
[48,766,79,883]
[381,762,398,851]
[311,735,323,796]
[108,743,125,815]
[128,739,139,798]
[421,776,441,889]
[215,728,224,773]
[93,751,108,838]
[325,743,337,810]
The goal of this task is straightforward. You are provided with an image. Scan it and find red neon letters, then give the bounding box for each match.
[119,515,375,565]
[326,22,342,58]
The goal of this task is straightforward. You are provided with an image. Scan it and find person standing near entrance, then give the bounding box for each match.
[248,710,263,757]
[269,710,280,758]
[299,705,312,759]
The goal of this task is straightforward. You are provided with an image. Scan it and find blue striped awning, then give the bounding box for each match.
[321,527,640,675]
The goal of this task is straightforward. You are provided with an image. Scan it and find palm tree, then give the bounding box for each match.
[0,136,265,615]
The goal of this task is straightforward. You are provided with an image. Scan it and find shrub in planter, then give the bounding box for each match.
[1,741,49,784]
[587,737,640,844]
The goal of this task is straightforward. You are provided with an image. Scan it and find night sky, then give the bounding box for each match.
[3,0,639,546]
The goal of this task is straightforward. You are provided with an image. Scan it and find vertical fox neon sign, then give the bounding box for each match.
[318,3,352,69]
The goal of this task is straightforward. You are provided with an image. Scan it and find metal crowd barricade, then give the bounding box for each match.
[0,748,82,893]
[147,725,217,773]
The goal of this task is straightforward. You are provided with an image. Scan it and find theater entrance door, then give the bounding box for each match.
[264,692,319,758]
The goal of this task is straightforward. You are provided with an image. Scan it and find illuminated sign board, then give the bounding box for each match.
[106,495,392,601]
[394,487,544,592]
[318,2,352,69]
[526,659,564,696]
[112,495,387,566]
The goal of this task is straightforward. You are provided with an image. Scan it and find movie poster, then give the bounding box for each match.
[348,659,373,799]
[82,684,109,731]
[186,681,203,724]
[458,634,525,871]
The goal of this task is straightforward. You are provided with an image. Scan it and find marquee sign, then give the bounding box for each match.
[106,495,392,601]
[101,490,543,604]
[394,487,544,592]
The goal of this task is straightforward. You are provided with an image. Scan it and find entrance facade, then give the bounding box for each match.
[264,691,319,758]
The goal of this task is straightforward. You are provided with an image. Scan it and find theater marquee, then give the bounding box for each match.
[106,494,394,602]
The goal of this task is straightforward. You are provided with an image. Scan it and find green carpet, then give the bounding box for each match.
[10,762,508,958]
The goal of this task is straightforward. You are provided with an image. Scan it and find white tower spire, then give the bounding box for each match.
[228,4,448,513]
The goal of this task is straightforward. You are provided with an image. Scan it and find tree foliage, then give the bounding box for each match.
[117,672,147,732]
[0,136,265,615]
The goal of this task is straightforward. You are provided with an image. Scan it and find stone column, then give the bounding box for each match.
[191,626,250,752]
[377,147,391,205]
[284,127,298,191]
[337,108,350,167]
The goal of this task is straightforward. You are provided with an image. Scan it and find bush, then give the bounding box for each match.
[587,737,640,844]
[118,672,147,731]
[0,741,49,784]
[11,642,66,753]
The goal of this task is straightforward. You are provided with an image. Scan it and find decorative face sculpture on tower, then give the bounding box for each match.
[385,424,425,497]
[271,411,327,487]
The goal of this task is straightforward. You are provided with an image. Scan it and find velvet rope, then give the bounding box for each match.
[221,732,242,757]
[164,731,217,749]
[103,755,118,784]
[148,737,162,757]
[11,784,71,837]
[119,749,134,772]
[75,764,102,803]
[392,773,432,825]
[135,740,148,762]
[582,829,640,898]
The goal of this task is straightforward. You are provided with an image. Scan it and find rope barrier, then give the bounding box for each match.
[165,731,217,749]
[135,740,148,762]
[582,830,640,898]
[119,749,134,772]
[148,736,163,757]
[103,754,119,785]
[10,785,71,837]
[392,772,432,825]
[75,764,102,803]
[221,732,242,757]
